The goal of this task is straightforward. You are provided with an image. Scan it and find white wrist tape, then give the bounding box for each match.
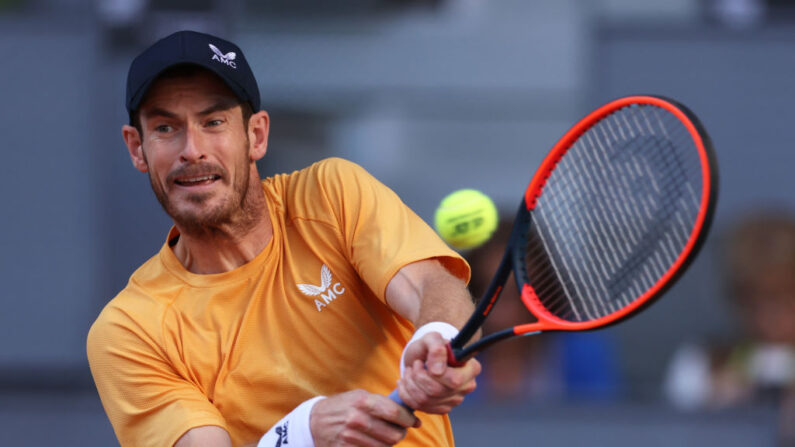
[257,396,325,447]
[400,321,460,377]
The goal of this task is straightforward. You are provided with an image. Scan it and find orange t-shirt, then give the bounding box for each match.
[87,158,470,447]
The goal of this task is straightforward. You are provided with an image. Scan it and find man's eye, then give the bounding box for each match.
[155,124,173,133]
[207,119,223,127]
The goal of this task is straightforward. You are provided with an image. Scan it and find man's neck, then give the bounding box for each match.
[171,187,273,275]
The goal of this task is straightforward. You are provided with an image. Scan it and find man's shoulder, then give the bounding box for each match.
[90,254,175,336]
[265,157,367,188]
[86,257,177,372]
[293,157,379,199]
[263,157,373,219]
[310,157,366,176]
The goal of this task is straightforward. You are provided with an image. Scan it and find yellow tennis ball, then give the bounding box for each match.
[434,189,499,250]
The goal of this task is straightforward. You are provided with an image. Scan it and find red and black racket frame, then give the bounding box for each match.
[447,95,719,367]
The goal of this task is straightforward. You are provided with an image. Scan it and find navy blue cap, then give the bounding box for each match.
[126,30,260,119]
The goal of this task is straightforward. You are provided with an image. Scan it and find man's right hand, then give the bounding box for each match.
[310,389,421,447]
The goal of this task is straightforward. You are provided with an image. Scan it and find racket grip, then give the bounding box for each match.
[446,342,466,367]
[387,388,413,412]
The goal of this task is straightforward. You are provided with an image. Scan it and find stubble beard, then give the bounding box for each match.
[147,141,265,238]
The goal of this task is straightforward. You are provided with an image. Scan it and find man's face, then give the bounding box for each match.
[134,71,254,231]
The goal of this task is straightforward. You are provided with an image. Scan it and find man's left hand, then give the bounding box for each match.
[396,331,481,413]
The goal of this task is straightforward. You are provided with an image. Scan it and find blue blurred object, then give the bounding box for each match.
[560,332,621,400]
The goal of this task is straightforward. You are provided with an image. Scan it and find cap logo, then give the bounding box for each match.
[209,43,237,69]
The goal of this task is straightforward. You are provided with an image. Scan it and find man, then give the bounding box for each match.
[87,30,481,447]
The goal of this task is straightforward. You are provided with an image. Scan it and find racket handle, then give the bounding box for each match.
[387,388,413,412]
[446,342,466,367]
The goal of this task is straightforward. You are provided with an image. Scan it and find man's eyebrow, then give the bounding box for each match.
[198,98,240,116]
[143,107,178,120]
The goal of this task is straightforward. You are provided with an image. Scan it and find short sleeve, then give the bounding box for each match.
[87,304,228,447]
[314,158,470,300]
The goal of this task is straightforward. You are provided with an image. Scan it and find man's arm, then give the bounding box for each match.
[175,391,418,447]
[385,258,474,328]
[385,258,482,413]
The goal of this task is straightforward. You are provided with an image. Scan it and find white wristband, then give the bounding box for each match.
[257,396,325,447]
[400,322,460,377]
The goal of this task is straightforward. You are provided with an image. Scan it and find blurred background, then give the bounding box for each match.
[1,0,794,445]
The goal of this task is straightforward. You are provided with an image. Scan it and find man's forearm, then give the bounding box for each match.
[385,258,474,329]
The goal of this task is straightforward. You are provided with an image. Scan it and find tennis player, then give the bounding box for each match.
[86,30,480,447]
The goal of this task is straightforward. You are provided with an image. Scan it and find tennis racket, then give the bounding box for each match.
[389,95,718,406]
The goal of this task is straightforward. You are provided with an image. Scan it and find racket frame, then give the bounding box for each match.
[448,95,718,365]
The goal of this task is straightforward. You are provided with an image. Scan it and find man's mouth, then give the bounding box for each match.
[174,174,221,186]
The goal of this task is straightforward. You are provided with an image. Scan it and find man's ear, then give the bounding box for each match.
[122,124,148,173]
[248,110,270,162]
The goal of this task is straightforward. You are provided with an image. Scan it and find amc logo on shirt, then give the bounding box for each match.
[296,265,346,312]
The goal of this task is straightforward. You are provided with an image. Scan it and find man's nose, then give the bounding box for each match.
[179,125,207,163]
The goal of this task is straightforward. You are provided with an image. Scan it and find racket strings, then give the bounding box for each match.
[524,104,705,322]
[519,226,571,316]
